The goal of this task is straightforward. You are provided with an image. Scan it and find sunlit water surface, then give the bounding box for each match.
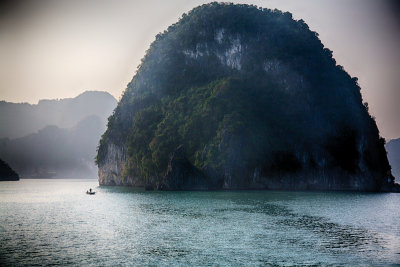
[0,179,399,266]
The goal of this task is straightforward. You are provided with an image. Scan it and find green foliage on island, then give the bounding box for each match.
[96,2,391,187]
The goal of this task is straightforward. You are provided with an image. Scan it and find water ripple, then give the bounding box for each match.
[0,180,399,266]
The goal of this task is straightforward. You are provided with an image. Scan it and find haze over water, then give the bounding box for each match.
[1,179,399,266]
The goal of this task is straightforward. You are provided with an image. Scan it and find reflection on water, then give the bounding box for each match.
[0,179,399,266]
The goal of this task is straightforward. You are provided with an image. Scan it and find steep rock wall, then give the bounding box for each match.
[98,143,144,186]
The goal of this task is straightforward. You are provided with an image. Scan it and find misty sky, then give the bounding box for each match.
[0,0,399,139]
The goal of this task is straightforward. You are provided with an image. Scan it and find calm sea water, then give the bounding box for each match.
[0,179,399,266]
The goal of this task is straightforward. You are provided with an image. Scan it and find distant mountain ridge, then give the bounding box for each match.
[0,91,117,139]
[386,138,400,179]
[0,91,117,178]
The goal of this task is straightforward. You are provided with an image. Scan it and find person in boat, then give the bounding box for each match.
[89,188,92,193]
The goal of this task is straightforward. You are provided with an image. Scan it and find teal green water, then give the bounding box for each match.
[0,179,399,266]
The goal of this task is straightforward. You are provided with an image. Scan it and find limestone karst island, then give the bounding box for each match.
[96,3,397,192]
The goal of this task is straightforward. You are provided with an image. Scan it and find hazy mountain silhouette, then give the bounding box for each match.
[0,91,117,178]
[386,138,400,179]
[0,91,117,139]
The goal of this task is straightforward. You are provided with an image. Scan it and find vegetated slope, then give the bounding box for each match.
[97,2,393,191]
[0,158,19,181]
[386,138,400,179]
[0,91,117,139]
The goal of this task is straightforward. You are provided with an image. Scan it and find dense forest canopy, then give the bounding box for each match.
[97,2,392,190]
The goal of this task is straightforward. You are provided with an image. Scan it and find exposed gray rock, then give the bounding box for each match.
[98,143,125,185]
[98,143,144,186]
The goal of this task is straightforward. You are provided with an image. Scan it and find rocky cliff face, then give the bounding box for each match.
[98,143,145,186]
[97,3,395,191]
[0,158,19,181]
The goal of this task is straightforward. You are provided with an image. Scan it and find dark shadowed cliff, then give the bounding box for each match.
[0,158,19,181]
[96,3,394,191]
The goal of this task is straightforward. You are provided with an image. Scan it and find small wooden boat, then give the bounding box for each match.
[86,190,95,195]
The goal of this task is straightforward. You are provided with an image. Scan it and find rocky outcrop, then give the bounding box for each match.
[0,158,19,181]
[380,180,400,193]
[159,146,209,190]
[96,3,395,192]
[98,143,125,185]
[98,143,144,186]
